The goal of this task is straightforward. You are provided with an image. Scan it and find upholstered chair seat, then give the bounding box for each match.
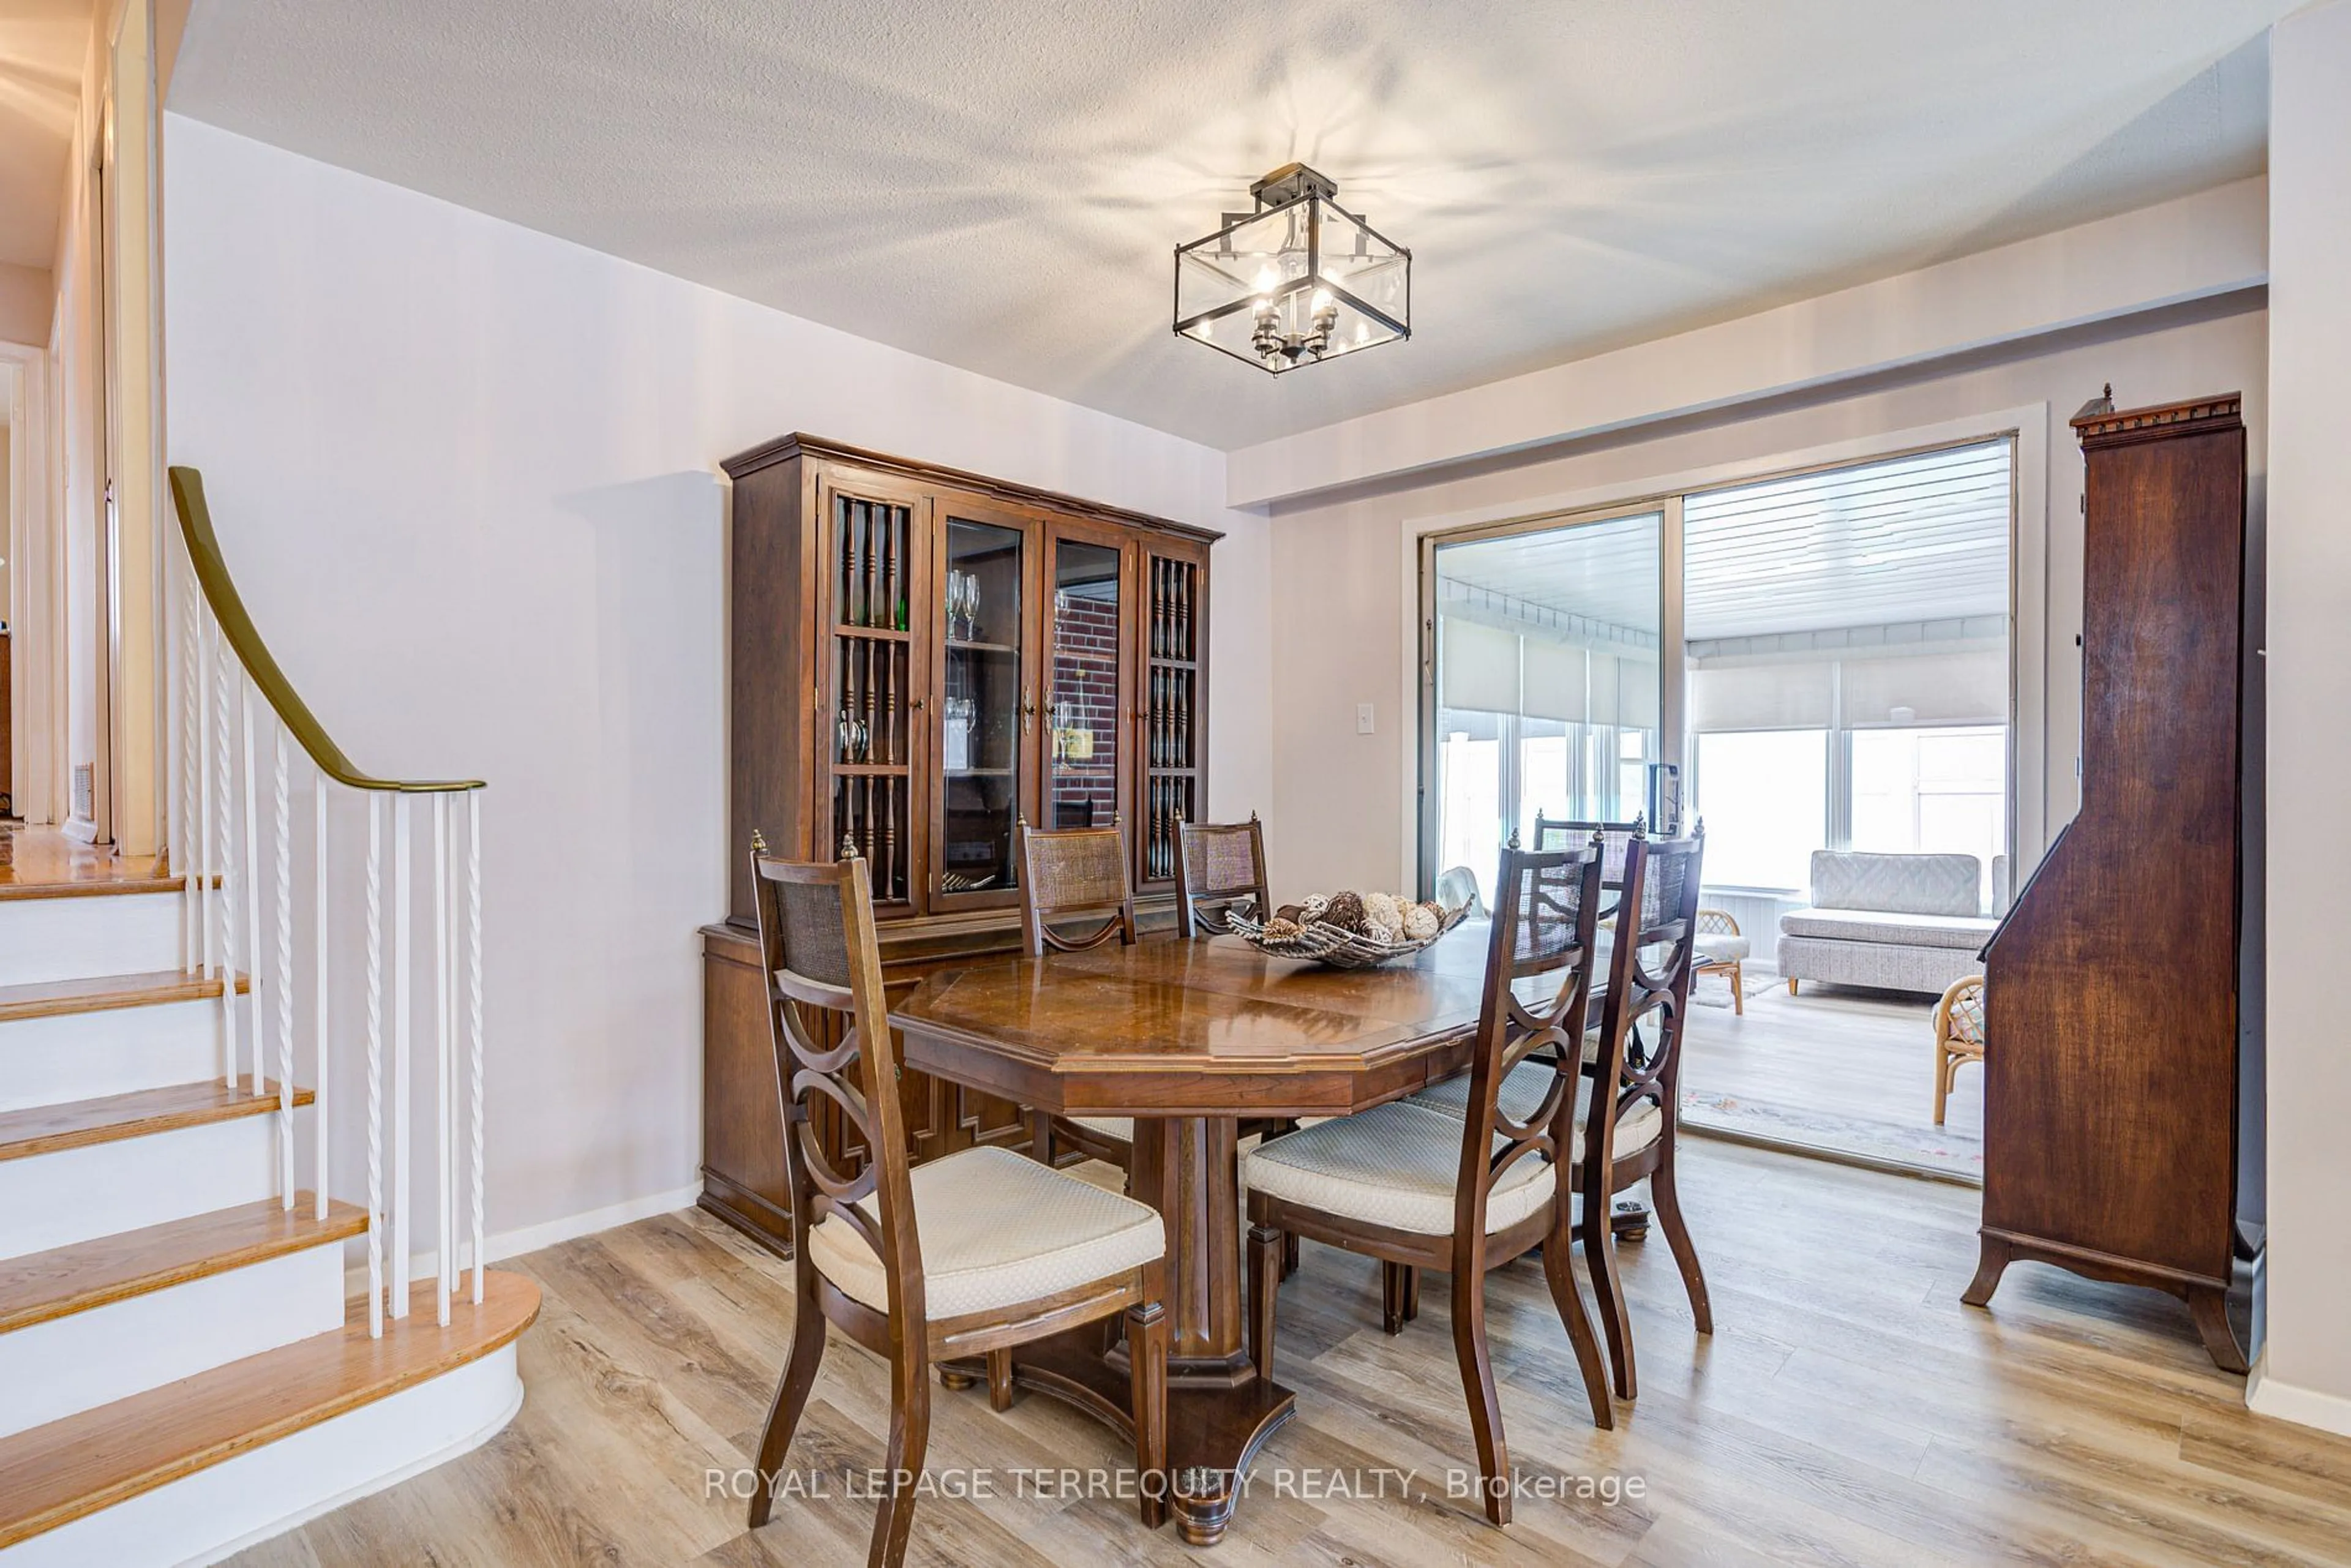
[1067,1114,1134,1142]
[1694,931,1750,962]
[1244,1101,1558,1236]
[808,1145,1166,1318]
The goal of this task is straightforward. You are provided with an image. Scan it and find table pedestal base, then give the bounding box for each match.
[945,1328,1295,1547]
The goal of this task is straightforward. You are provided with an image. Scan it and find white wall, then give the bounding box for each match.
[2252,0,2351,1439]
[160,116,1270,1250]
[1261,304,2267,902]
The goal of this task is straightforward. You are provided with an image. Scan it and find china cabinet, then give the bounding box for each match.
[700,433,1217,1252]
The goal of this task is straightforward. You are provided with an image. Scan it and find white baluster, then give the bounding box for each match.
[179,557,200,974]
[214,634,239,1088]
[315,776,331,1223]
[432,792,452,1327]
[467,789,486,1304]
[242,685,263,1097]
[392,795,411,1319]
[198,609,215,983]
[366,795,385,1337]
[274,728,295,1207]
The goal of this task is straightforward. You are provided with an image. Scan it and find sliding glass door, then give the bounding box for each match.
[1427,511,1664,907]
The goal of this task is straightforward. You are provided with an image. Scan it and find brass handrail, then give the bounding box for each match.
[168,466,483,793]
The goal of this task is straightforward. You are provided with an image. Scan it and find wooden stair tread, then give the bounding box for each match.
[0,1080,312,1163]
[0,970,250,1024]
[0,1194,367,1334]
[0,1272,539,1548]
[0,827,185,902]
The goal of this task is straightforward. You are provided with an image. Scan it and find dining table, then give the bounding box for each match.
[894,928,1513,1547]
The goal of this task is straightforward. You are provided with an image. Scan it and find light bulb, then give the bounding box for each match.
[1253,265,1281,293]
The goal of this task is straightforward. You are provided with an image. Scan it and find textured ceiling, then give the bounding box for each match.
[169,0,2285,450]
[0,0,89,272]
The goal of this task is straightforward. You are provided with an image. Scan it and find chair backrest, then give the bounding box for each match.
[1587,828,1707,1172]
[750,844,924,1320]
[1449,838,1607,1250]
[1016,819,1138,956]
[1937,975,1987,1051]
[1175,814,1271,936]
[1532,814,1643,888]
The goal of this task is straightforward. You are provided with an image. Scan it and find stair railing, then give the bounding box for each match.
[167,466,485,1338]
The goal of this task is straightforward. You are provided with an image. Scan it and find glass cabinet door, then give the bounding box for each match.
[1046,535,1127,836]
[934,509,1033,906]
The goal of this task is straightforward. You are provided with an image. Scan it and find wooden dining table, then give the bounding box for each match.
[893,929,1500,1547]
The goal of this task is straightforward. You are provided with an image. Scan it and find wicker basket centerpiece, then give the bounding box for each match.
[1226,889,1472,969]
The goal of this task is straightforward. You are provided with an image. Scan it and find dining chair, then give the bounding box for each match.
[1241,839,1618,1525]
[1174,813,1272,935]
[1532,812,1642,890]
[744,844,1171,1562]
[1016,819,1140,1171]
[1408,829,1714,1402]
[1933,974,1986,1125]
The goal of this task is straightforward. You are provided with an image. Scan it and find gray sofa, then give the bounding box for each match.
[1776,850,2000,997]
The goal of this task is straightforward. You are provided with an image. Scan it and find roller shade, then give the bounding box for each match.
[1689,661,1835,730]
[1842,648,2006,724]
[1522,639,1588,722]
[1620,655,1661,728]
[1441,618,1520,714]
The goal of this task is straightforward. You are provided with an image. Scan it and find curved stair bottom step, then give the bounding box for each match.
[0,1272,538,1568]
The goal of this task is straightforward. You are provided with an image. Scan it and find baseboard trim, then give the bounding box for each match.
[2246,1353,2351,1438]
[343,1182,702,1299]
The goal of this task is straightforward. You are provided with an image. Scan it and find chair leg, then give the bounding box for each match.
[1731,962,1744,1016]
[1247,1224,1283,1385]
[1652,1156,1713,1335]
[868,1340,932,1568]
[1448,1268,1511,1526]
[1787,977,1799,996]
[1583,1192,1637,1401]
[1932,1043,1950,1126]
[986,1348,1014,1412]
[748,1286,828,1529]
[1381,1259,1408,1335]
[1401,1262,1420,1323]
[1129,1268,1170,1529]
[1540,1228,1615,1431]
[1029,1111,1056,1167]
[1283,1231,1302,1279]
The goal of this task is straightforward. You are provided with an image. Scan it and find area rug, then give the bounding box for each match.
[1679,1088,1984,1180]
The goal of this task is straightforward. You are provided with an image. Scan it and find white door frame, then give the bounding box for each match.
[2,343,63,825]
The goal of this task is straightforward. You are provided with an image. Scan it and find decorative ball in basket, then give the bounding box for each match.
[1227,888,1472,969]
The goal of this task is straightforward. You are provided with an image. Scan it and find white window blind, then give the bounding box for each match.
[1439,617,1520,713]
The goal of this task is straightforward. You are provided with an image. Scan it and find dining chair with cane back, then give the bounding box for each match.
[1174,814,1273,936]
[743,844,1171,1563]
[1240,839,1619,1525]
[1016,820,1142,1171]
[1532,813,1643,891]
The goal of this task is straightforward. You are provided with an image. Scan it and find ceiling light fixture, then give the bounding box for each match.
[1173,163,1409,375]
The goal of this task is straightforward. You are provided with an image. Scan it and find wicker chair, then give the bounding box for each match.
[1017,820,1140,1171]
[744,846,1169,1561]
[1933,974,1987,1126]
[1693,909,1747,1015]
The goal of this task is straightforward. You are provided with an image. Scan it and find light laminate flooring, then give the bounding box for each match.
[233,1142,2346,1567]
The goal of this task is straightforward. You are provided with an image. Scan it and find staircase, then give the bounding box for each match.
[0,469,539,1564]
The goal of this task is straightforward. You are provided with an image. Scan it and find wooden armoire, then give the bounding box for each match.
[1969,389,2255,1371]
[699,433,1217,1255]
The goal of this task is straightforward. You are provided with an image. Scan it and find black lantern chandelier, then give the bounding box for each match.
[1173,163,1410,374]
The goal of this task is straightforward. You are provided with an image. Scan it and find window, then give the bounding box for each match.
[1853,726,2007,906]
[1692,730,1828,889]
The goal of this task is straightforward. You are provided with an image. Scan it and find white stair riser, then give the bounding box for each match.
[0,896,184,988]
[0,1117,280,1259]
[0,1344,522,1568]
[0,1244,346,1441]
[0,1001,227,1113]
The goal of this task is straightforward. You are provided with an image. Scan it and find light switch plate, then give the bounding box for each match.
[1356,703,1376,735]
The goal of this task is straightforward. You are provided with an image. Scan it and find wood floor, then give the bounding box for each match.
[228,1142,2351,1567]
[1682,974,1985,1177]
